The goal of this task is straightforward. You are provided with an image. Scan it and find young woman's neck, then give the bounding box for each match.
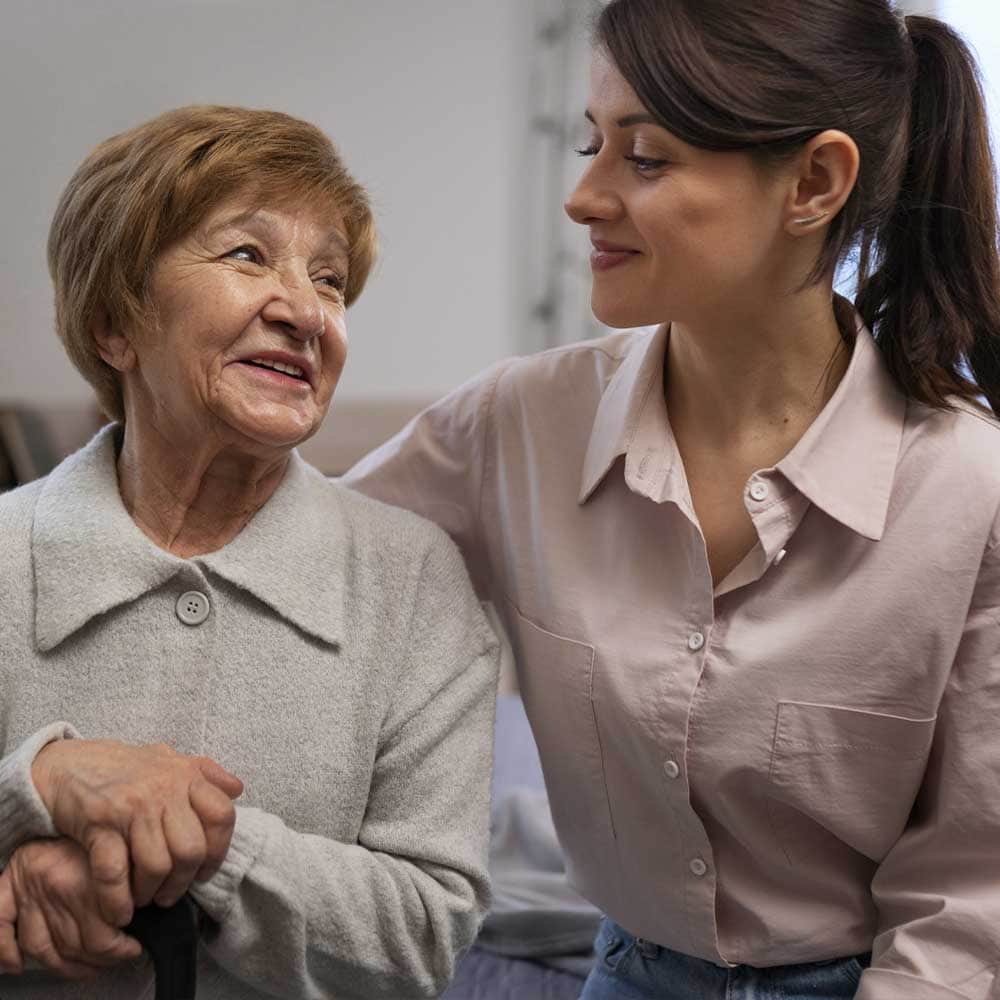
[115,417,289,559]
[664,284,852,454]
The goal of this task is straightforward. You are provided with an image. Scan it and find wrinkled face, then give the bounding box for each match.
[126,193,350,452]
[564,49,791,330]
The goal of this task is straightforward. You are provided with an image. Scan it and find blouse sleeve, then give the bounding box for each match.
[857,533,1000,1000]
[189,534,500,999]
[341,361,509,597]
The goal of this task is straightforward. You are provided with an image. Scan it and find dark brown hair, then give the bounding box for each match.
[596,0,1000,415]
[48,105,378,421]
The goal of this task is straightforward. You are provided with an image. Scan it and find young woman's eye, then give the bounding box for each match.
[625,154,670,174]
[574,145,601,159]
[225,245,262,264]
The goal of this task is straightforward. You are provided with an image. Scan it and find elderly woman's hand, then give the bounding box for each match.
[0,838,143,980]
[0,863,19,975]
[31,740,243,925]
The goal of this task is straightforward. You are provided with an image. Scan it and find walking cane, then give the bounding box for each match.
[125,896,199,1000]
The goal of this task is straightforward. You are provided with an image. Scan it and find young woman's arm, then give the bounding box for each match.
[859,525,1000,1000]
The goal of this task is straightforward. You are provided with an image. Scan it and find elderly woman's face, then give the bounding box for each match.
[127,193,350,451]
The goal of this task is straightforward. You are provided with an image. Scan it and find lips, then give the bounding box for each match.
[590,240,640,273]
[234,364,312,396]
[591,239,637,253]
[232,351,316,389]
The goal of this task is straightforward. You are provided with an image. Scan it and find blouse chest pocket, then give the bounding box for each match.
[504,600,618,849]
[767,701,936,864]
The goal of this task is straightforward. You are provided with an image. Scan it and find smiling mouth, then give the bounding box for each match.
[590,248,639,273]
[236,360,311,387]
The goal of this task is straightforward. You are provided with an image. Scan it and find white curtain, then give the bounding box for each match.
[521,0,605,350]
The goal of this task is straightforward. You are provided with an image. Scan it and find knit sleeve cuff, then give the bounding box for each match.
[188,806,270,926]
[0,722,80,867]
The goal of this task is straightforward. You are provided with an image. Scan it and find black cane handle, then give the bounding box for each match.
[125,896,198,1000]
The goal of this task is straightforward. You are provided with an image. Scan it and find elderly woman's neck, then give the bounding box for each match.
[115,424,290,559]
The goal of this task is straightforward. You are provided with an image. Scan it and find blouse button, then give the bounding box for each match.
[749,481,770,502]
[663,760,681,780]
[689,858,708,877]
[687,631,706,652]
[176,591,210,626]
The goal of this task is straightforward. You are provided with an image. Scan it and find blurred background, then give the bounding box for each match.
[0,0,987,481]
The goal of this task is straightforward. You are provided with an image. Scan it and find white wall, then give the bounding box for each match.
[6,0,984,419]
[0,0,534,408]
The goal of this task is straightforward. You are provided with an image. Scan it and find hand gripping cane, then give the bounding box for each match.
[125,897,198,1000]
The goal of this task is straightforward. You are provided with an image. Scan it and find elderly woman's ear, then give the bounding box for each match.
[91,306,137,373]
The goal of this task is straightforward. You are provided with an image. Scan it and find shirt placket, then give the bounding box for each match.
[639,454,726,959]
[621,406,807,959]
[678,612,728,961]
[680,474,808,961]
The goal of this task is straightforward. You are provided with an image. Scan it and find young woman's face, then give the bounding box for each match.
[565,49,793,330]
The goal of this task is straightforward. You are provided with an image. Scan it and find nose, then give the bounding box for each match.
[261,268,326,341]
[564,158,622,226]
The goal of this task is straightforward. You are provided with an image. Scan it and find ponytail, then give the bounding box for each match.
[856,15,1000,415]
[596,0,1000,413]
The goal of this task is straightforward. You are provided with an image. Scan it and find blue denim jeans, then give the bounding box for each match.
[580,919,871,1000]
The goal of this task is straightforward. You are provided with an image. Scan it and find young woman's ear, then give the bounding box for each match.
[785,130,861,234]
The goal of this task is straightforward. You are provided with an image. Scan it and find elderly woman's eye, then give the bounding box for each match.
[226,245,262,264]
[317,273,347,293]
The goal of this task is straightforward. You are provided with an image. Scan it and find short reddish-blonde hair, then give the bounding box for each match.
[47,105,378,420]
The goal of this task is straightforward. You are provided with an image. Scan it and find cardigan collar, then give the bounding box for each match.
[32,425,347,651]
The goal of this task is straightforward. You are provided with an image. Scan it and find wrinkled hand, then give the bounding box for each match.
[32,740,243,924]
[0,838,142,980]
[0,866,17,975]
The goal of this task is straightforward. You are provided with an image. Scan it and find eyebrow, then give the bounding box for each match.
[208,209,349,256]
[584,110,663,129]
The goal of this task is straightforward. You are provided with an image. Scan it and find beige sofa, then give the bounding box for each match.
[0,398,431,483]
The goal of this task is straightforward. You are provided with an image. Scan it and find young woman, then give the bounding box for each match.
[346,1,1000,996]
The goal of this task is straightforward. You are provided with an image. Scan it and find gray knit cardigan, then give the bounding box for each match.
[0,426,499,999]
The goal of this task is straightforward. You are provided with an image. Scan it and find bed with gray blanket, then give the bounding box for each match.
[441,696,600,1000]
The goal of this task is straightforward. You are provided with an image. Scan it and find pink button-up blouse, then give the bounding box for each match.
[344,319,1000,1000]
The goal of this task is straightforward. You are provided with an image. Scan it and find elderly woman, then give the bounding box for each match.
[0,105,499,999]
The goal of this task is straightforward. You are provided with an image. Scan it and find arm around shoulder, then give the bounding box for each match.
[342,360,511,582]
